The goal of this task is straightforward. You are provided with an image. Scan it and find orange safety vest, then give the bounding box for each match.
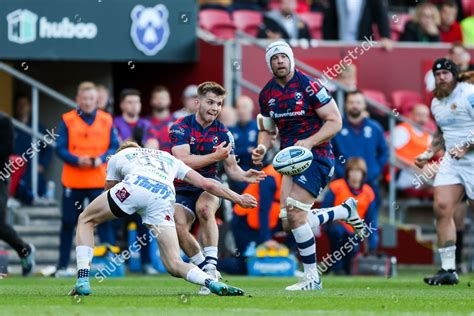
[234,165,282,230]
[396,122,430,163]
[61,110,112,189]
[329,179,375,233]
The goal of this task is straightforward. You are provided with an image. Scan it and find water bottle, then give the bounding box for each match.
[46,181,55,200]
[127,222,141,272]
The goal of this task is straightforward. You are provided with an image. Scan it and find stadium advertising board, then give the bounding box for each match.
[0,0,197,62]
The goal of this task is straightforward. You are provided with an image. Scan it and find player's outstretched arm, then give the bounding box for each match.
[172,143,231,170]
[295,99,342,150]
[183,169,257,208]
[223,154,267,183]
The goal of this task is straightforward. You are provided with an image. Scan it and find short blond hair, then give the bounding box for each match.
[77,81,96,95]
[413,3,440,26]
[116,141,141,153]
[197,81,226,98]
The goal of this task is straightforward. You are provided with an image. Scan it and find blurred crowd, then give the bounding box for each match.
[199,0,474,46]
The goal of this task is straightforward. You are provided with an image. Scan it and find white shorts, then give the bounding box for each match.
[433,155,474,200]
[108,175,176,227]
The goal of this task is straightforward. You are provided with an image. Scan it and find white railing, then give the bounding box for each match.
[0,62,76,201]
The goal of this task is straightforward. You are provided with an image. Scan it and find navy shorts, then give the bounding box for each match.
[292,157,334,198]
[175,187,222,221]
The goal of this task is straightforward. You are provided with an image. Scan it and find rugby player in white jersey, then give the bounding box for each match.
[68,142,256,296]
[415,58,474,285]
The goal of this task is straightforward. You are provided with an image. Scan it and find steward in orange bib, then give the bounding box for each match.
[55,82,119,272]
[219,164,283,274]
[323,157,376,275]
[393,104,433,198]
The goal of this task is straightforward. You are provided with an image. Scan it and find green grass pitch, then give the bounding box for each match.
[1,272,473,315]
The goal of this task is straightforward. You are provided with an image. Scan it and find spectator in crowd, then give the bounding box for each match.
[113,89,151,147]
[449,42,474,72]
[55,82,119,275]
[323,157,376,274]
[332,90,388,250]
[257,0,311,40]
[146,86,174,152]
[439,0,463,43]
[199,0,232,10]
[461,16,474,46]
[12,95,52,204]
[0,111,35,276]
[96,85,111,113]
[228,96,258,194]
[172,85,199,121]
[218,105,238,128]
[430,0,465,21]
[337,63,358,91]
[322,0,393,50]
[233,0,269,11]
[393,104,433,198]
[219,162,282,275]
[400,3,441,42]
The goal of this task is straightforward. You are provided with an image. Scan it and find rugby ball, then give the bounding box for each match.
[272,146,313,176]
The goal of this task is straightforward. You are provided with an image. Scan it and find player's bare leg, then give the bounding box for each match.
[424,184,464,285]
[174,205,205,265]
[150,224,243,296]
[69,192,117,296]
[279,175,293,232]
[285,183,322,291]
[454,201,467,273]
[194,192,221,294]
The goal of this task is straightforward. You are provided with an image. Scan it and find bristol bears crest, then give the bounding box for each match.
[130,4,170,56]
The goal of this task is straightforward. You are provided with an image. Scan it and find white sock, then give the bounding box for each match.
[307,204,349,228]
[203,246,218,266]
[439,246,456,271]
[190,252,206,269]
[76,245,94,270]
[291,223,317,273]
[185,266,212,286]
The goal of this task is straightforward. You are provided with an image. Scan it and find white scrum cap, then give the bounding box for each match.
[265,41,295,74]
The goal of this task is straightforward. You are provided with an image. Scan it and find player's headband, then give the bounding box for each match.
[265,41,295,74]
[432,58,459,80]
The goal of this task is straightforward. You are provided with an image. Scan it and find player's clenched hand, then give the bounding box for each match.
[415,150,433,168]
[252,145,266,166]
[243,169,267,183]
[213,142,232,161]
[237,193,258,208]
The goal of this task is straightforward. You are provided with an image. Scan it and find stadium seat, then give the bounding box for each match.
[362,89,391,111]
[462,0,473,16]
[298,12,323,39]
[391,90,423,114]
[232,10,263,37]
[390,14,411,41]
[199,9,236,39]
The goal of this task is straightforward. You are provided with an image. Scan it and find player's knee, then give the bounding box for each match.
[434,200,451,216]
[196,205,213,221]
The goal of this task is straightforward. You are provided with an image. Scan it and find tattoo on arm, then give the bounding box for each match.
[431,126,445,152]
